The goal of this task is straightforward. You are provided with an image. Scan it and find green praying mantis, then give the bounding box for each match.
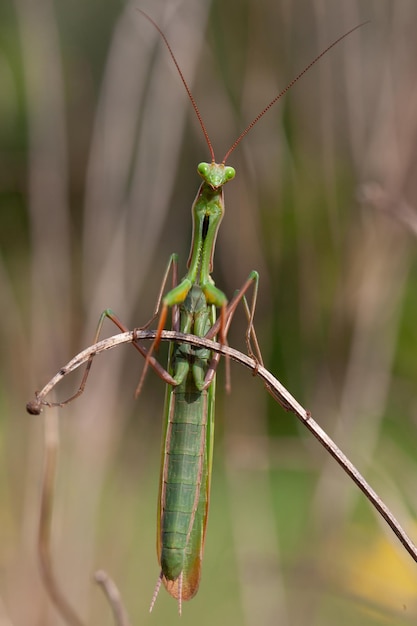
[138,14,365,613]
[28,11,366,616]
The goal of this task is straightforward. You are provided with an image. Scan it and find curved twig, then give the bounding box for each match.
[95,571,132,626]
[38,410,85,626]
[27,328,417,568]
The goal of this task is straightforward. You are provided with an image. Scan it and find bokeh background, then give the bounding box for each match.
[1,0,417,624]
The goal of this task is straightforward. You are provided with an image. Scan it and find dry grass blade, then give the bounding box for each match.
[27,329,417,574]
[95,571,132,626]
[38,411,85,626]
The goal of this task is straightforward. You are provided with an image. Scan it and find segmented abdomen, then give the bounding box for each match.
[159,385,208,589]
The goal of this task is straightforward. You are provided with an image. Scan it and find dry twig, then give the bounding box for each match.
[27,329,417,570]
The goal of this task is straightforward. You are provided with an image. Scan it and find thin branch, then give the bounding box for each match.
[94,571,132,626]
[37,418,132,626]
[27,328,417,568]
[38,410,85,626]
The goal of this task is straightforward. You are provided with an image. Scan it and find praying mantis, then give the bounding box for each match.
[135,13,364,613]
[28,10,366,616]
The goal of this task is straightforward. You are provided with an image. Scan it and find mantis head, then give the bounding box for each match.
[197,162,236,190]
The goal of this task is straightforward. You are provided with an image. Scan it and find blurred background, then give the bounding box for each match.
[1,0,417,624]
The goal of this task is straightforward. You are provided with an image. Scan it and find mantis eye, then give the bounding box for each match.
[197,162,210,177]
[224,166,236,181]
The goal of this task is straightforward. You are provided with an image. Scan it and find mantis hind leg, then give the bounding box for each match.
[40,254,182,409]
[35,308,134,409]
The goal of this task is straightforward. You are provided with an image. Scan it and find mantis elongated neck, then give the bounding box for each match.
[186,162,235,288]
